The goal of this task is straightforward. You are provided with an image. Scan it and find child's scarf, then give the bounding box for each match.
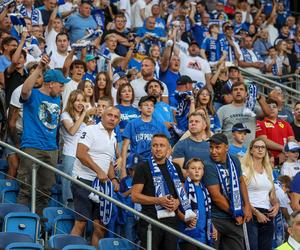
[215,154,244,218]
[148,156,196,221]
[88,178,113,225]
[243,84,257,117]
[184,177,213,245]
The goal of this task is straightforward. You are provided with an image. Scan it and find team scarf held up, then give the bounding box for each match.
[184,177,213,245]
[243,83,257,117]
[88,178,113,225]
[148,156,196,221]
[215,154,244,218]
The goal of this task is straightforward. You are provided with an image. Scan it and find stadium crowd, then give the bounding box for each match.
[0,0,300,249]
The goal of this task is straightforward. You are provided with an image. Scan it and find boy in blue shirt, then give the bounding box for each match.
[228,123,250,158]
[179,158,216,249]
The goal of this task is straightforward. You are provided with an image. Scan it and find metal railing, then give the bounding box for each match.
[0,140,215,250]
[239,68,300,108]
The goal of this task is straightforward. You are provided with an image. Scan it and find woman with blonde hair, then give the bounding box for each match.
[241,138,280,250]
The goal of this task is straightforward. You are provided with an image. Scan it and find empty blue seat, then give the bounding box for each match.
[43,207,74,236]
[62,245,95,250]
[5,242,44,250]
[0,232,33,249]
[48,235,89,250]
[98,238,136,250]
[0,160,8,179]
[3,212,40,242]
[0,179,19,203]
[49,184,63,207]
[0,204,30,230]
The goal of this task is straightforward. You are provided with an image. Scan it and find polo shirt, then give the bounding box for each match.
[256,118,294,157]
[72,123,117,181]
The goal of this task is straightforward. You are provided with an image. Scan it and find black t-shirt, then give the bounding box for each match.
[132,160,184,219]
[291,122,300,142]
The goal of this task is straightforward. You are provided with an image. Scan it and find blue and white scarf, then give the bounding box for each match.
[215,154,243,218]
[149,156,196,220]
[175,90,192,117]
[19,5,40,26]
[184,177,213,245]
[243,84,257,117]
[9,13,26,37]
[241,48,262,63]
[88,178,113,225]
[0,0,14,12]
[91,7,105,29]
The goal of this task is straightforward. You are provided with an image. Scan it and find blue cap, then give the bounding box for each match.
[284,142,300,152]
[126,154,143,169]
[44,69,69,84]
[85,54,98,62]
[232,123,251,133]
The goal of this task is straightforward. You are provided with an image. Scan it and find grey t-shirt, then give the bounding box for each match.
[217,103,261,147]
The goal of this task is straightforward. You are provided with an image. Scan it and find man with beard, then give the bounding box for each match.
[130,57,168,107]
[217,81,270,147]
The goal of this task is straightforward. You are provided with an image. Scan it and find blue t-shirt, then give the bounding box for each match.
[291,172,300,194]
[122,117,170,159]
[0,55,11,73]
[159,69,180,108]
[228,144,247,158]
[202,155,242,219]
[191,24,209,48]
[65,13,98,44]
[201,36,222,62]
[21,89,61,150]
[153,102,174,124]
[172,138,210,166]
[115,104,140,130]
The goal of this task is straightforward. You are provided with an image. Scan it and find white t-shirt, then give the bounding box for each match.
[179,52,211,84]
[62,79,79,110]
[10,84,23,132]
[130,77,168,108]
[60,112,86,157]
[281,161,300,179]
[119,0,131,28]
[145,1,154,18]
[131,0,146,28]
[49,51,76,69]
[45,28,58,54]
[72,123,117,181]
[246,170,273,209]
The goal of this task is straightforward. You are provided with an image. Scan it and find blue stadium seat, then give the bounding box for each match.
[98,238,137,250]
[5,242,44,250]
[0,179,19,203]
[3,212,40,242]
[48,184,63,207]
[62,245,95,250]
[0,232,34,249]
[0,160,8,179]
[48,235,89,250]
[0,204,30,230]
[43,207,74,236]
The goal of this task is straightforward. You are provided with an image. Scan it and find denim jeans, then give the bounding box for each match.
[246,209,274,250]
[61,154,76,205]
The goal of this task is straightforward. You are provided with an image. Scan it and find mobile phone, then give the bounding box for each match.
[48,51,52,58]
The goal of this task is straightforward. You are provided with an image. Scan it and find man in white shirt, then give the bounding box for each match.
[70,106,120,248]
[131,57,168,107]
[119,0,131,29]
[179,41,212,87]
[49,32,76,69]
[131,0,146,29]
[276,210,300,250]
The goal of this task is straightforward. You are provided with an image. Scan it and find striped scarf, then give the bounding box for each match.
[19,5,40,25]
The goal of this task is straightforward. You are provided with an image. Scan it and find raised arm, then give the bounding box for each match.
[47,6,58,33]
[62,49,76,77]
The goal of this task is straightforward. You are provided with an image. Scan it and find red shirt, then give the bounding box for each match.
[256,118,294,157]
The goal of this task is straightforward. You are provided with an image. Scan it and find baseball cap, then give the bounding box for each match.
[44,69,69,84]
[85,54,98,62]
[112,72,127,84]
[284,142,300,152]
[126,153,143,169]
[176,75,197,85]
[138,95,157,106]
[232,123,251,133]
[208,133,228,145]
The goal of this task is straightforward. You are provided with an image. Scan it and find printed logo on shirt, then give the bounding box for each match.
[264,122,275,128]
[278,122,285,128]
[187,60,202,71]
[38,101,60,129]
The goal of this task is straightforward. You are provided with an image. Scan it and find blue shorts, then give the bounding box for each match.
[71,178,100,221]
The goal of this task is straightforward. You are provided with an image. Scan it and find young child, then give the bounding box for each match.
[281,142,300,179]
[179,158,216,249]
[228,123,250,158]
[117,153,143,243]
[265,46,283,77]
